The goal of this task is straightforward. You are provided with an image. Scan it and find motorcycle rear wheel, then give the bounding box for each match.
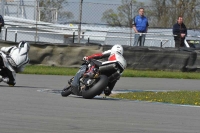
[61,86,71,97]
[82,75,108,99]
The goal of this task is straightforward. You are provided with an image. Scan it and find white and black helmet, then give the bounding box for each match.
[111,44,123,55]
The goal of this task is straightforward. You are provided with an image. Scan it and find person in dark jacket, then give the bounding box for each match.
[0,15,4,33]
[173,16,187,48]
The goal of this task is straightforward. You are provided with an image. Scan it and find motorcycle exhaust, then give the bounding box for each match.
[99,63,118,74]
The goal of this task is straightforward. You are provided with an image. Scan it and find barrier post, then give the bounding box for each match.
[5,27,7,41]
[15,31,17,42]
[73,31,75,43]
[87,36,90,43]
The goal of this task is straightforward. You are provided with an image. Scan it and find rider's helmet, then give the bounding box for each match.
[111,44,123,55]
[18,41,30,52]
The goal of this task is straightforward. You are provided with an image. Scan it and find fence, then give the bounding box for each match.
[1,0,200,47]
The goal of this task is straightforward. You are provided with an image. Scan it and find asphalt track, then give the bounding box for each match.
[0,74,200,133]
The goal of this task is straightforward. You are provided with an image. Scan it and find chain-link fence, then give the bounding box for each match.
[1,0,200,47]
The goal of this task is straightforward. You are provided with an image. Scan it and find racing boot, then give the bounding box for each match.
[68,77,74,85]
[0,76,9,83]
[2,77,9,83]
[70,85,82,96]
[1,77,15,86]
[104,87,111,96]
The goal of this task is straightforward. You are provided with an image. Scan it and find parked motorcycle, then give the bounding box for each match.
[61,52,127,99]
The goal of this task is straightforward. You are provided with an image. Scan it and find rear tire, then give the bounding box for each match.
[82,75,108,99]
[61,86,71,97]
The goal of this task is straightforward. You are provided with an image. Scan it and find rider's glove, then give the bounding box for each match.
[83,56,89,61]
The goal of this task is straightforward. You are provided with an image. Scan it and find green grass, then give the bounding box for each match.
[22,65,200,79]
[111,91,200,106]
[21,65,78,76]
[21,65,200,106]
[123,69,200,79]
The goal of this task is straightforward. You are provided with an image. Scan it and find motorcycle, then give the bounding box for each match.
[0,41,30,86]
[61,52,127,99]
[0,50,16,86]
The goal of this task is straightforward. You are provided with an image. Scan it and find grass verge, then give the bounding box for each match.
[110,91,200,106]
[22,65,200,79]
[21,65,78,76]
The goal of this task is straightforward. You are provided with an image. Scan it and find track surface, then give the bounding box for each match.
[0,74,200,133]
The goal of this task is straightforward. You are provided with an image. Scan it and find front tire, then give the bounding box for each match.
[82,75,108,99]
[61,86,71,97]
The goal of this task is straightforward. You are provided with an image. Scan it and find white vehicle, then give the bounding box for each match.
[0,41,30,86]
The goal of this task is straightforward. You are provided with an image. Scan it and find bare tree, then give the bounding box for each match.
[101,0,200,28]
[147,0,200,28]
[38,0,73,23]
[101,0,144,27]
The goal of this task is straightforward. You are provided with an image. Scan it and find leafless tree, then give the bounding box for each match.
[101,0,144,27]
[147,0,200,28]
[38,0,74,23]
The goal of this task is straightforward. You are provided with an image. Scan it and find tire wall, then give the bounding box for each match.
[1,41,200,72]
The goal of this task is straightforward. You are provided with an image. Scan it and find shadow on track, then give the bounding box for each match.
[38,89,121,101]
[0,85,49,89]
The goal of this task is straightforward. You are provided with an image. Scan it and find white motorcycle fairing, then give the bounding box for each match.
[101,52,127,70]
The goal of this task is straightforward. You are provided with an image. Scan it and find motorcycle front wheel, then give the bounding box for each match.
[61,86,72,97]
[82,75,108,99]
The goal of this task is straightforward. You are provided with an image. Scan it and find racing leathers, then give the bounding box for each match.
[0,42,30,85]
[71,49,118,96]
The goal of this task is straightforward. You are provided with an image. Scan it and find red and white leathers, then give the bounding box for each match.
[84,44,124,61]
[84,50,111,61]
[71,44,124,95]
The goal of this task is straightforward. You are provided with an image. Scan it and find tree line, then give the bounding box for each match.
[101,0,200,29]
[38,0,200,29]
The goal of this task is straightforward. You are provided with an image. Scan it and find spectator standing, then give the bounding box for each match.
[0,15,4,33]
[173,16,187,48]
[132,8,149,46]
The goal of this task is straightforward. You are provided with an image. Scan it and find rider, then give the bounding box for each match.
[70,44,124,96]
[0,41,30,86]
